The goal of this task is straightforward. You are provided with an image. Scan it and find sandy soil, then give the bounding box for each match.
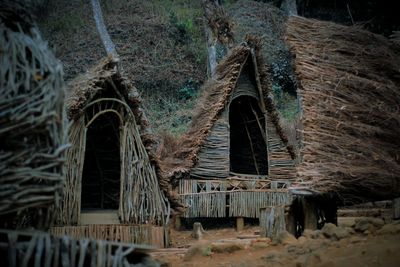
[152,220,400,267]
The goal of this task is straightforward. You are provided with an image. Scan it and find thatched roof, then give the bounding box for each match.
[286,16,400,203]
[160,38,295,180]
[66,58,180,208]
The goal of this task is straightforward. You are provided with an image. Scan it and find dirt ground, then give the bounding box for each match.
[152,219,400,267]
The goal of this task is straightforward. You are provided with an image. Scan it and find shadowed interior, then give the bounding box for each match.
[229,96,268,175]
[81,112,121,210]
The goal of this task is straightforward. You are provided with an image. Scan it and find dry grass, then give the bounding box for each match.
[287,16,400,203]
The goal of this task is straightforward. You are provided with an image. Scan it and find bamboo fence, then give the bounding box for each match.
[179,179,292,218]
[0,3,67,228]
[286,16,400,202]
[0,229,153,267]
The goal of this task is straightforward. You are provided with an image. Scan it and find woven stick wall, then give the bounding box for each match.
[0,3,67,228]
[286,16,400,202]
[0,229,152,267]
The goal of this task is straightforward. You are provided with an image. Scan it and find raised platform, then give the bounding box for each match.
[80,210,119,225]
[178,179,292,218]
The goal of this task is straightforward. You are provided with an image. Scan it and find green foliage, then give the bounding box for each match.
[202,246,212,257]
[152,0,206,64]
[45,7,84,34]
[143,93,197,137]
[178,78,200,100]
[272,84,299,121]
[136,0,206,136]
[221,0,238,7]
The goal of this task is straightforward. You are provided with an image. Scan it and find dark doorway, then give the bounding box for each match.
[229,96,268,175]
[81,112,121,210]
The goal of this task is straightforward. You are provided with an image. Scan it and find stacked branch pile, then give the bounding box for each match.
[0,2,67,228]
[286,16,400,202]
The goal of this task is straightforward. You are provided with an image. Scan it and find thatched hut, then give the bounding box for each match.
[286,16,400,204]
[0,1,67,229]
[51,58,170,247]
[0,3,153,265]
[161,39,296,220]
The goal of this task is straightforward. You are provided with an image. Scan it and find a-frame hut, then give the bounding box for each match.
[51,58,170,247]
[162,40,296,220]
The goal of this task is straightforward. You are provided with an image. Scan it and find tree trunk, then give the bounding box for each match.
[206,27,217,77]
[281,0,298,16]
[192,222,206,240]
[90,0,118,58]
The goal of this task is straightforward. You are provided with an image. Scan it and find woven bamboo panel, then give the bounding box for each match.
[229,190,292,218]
[266,115,296,180]
[191,113,230,178]
[230,69,260,101]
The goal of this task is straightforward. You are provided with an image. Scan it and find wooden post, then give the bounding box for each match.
[192,222,205,240]
[281,0,298,16]
[394,197,400,219]
[174,216,182,230]
[260,206,286,238]
[236,217,244,232]
[302,198,318,230]
[285,205,296,236]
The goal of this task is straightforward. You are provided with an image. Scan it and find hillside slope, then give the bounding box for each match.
[38,0,206,135]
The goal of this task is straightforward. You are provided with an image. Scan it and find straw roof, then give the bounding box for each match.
[160,37,295,180]
[286,16,400,203]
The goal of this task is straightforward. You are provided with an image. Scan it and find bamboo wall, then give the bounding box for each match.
[229,191,292,217]
[191,112,230,178]
[230,66,260,101]
[266,115,296,180]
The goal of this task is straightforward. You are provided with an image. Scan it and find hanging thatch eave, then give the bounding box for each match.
[286,16,400,203]
[66,56,160,163]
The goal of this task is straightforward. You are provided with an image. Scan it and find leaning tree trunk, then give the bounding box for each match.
[90,0,118,58]
[201,0,233,78]
[205,27,217,77]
